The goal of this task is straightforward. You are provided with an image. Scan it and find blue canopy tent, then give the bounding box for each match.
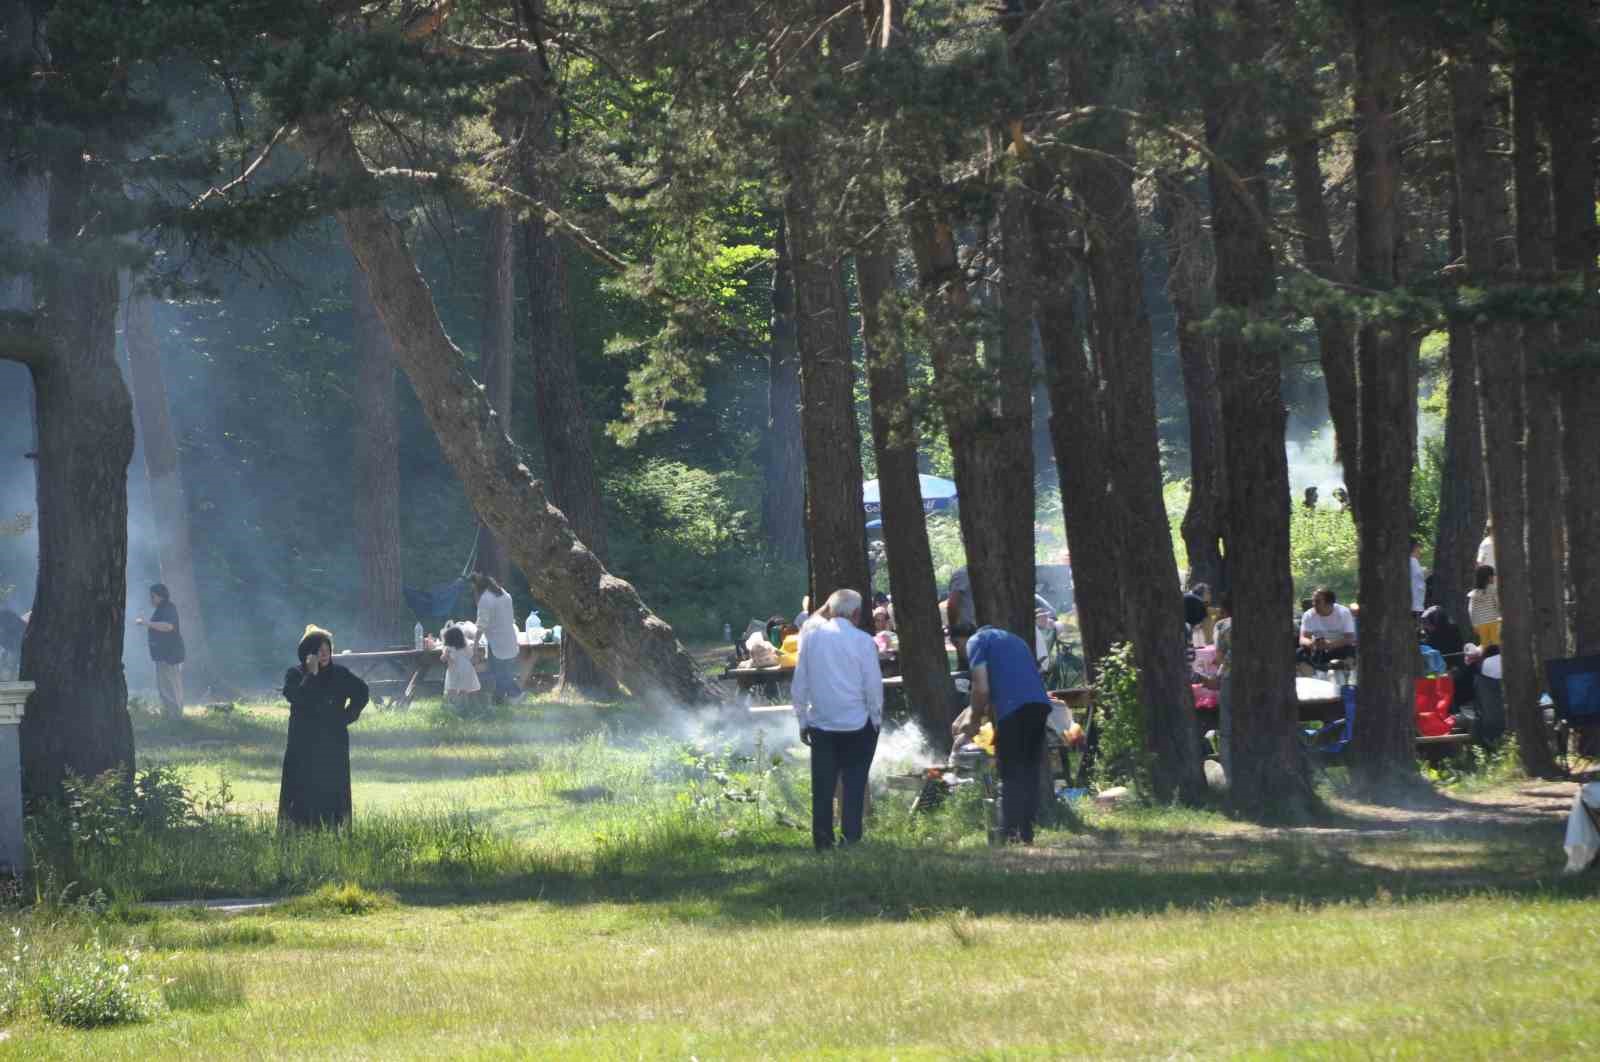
[862,474,957,520]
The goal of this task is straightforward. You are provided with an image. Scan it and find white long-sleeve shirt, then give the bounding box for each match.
[476,590,521,661]
[790,616,883,732]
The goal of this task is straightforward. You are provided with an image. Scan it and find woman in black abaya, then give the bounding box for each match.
[279,627,369,828]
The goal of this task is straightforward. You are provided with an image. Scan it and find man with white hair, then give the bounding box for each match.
[790,587,883,850]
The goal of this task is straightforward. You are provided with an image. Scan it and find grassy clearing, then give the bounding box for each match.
[2,698,1594,1056]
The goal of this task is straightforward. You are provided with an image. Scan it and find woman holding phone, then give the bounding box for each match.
[278,625,369,828]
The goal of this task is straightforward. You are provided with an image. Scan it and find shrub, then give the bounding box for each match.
[32,936,158,1028]
[281,882,397,917]
[1092,643,1152,797]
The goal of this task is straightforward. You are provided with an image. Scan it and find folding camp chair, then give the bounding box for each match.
[1304,684,1357,758]
[1544,655,1600,776]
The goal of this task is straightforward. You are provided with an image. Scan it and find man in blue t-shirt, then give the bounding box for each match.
[950,622,1052,844]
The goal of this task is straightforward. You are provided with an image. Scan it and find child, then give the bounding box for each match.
[1468,564,1501,648]
[440,625,482,707]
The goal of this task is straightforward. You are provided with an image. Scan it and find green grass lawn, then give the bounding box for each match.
[3,697,1596,1058]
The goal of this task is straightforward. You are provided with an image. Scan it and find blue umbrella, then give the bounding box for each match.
[862,474,958,517]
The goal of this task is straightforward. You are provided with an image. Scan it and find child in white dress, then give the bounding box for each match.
[441,625,482,707]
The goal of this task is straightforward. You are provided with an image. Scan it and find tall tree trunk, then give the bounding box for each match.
[302,117,718,708]
[992,187,1040,639]
[1546,10,1600,656]
[19,150,136,797]
[763,218,807,567]
[1284,83,1362,519]
[475,205,516,590]
[524,162,619,698]
[124,291,216,691]
[905,200,1032,641]
[350,260,408,650]
[857,240,959,746]
[783,179,870,621]
[1200,0,1313,818]
[1450,48,1560,778]
[1348,3,1418,787]
[1432,190,1485,632]
[1030,186,1125,673]
[1156,178,1226,591]
[1511,66,1567,667]
[1066,73,1204,805]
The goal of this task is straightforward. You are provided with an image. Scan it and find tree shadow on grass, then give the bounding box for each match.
[385,820,1597,927]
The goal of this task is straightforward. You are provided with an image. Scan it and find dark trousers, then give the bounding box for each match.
[1296,644,1356,670]
[809,723,879,850]
[486,653,522,700]
[996,702,1050,844]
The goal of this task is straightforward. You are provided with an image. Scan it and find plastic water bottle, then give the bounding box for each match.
[525,610,542,636]
[552,625,562,643]
[413,622,424,650]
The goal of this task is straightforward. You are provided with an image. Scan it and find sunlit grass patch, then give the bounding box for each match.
[159,960,246,1012]
[279,882,396,917]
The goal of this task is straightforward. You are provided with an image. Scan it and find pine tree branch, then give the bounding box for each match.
[367,164,631,272]
[189,124,289,210]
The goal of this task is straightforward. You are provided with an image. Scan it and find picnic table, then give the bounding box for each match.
[720,661,966,693]
[335,639,562,707]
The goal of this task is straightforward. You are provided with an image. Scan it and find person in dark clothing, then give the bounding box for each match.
[951,622,1053,845]
[1183,584,1211,633]
[135,583,185,718]
[279,626,368,829]
[1420,605,1478,710]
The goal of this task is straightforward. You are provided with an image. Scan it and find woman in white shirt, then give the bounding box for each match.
[472,572,524,702]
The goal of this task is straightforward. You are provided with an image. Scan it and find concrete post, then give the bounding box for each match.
[0,682,29,876]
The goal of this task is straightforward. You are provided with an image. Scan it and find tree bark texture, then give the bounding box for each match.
[1156,178,1226,591]
[1432,191,1485,633]
[1450,52,1560,778]
[348,260,409,650]
[1065,87,1204,805]
[475,204,516,591]
[524,158,619,698]
[857,242,959,746]
[1029,185,1126,674]
[18,150,136,797]
[905,199,1033,642]
[1348,6,1419,787]
[1511,66,1568,667]
[302,117,718,708]
[783,176,871,622]
[1199,0,1313,818]
[124,292,216,688]
[992,187,1040,639]
[1284,88,1361,519]
[763,218,807,567]
[1546,25,1600,656]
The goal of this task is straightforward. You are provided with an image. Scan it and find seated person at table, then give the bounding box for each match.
[1421,605,1474,708]
[1297,587,1357,671]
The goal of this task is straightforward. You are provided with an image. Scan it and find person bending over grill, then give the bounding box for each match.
[790,588,882,851]
[950,622,1053,845]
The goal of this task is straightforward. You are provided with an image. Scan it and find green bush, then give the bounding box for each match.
[1091,643,1152,796]
[281,882,397,917]
[31,935,158,1028]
